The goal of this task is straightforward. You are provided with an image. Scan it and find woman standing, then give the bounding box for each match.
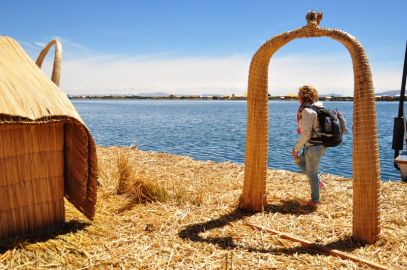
[292,85,326,206]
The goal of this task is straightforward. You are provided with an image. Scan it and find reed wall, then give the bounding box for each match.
[0,123,65,237]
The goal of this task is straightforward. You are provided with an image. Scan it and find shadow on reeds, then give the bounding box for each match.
[117,196,153,213]
[178,199,365,255]
[265,199,317,215]
[179,208,251,248]
[246,235,366,255]
[178,199,316,249]
[0,220,89,254]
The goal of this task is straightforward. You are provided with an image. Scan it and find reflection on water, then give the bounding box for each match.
[73,99,402,181]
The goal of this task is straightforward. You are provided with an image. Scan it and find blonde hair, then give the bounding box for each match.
[298,85,318,103]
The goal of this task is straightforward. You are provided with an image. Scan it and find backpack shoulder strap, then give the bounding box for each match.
[299,104,314,113]
[309,105,326,132]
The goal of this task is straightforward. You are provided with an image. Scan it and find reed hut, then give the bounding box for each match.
[239,12,381,244]
[0,37,97,238]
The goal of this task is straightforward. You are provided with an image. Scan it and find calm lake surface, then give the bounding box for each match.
[73,99,403,181]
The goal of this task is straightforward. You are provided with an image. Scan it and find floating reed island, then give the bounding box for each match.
[1,146,406,269]
[0,10,405,269]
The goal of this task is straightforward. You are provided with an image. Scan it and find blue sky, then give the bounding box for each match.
[2,0,406,95]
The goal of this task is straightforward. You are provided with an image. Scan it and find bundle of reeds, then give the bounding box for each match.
[35,39,62,86]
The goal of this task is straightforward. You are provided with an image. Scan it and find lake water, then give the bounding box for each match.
[73,99,404,181]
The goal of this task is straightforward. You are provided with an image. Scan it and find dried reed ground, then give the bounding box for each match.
[1,146,406,269]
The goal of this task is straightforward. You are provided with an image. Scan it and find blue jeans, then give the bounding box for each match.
[295,145,326,202]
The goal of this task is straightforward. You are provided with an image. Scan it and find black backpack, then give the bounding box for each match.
[305,105,348,147]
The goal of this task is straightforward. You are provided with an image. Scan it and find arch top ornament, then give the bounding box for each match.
[239,11,380,244]
[305,10,323,27]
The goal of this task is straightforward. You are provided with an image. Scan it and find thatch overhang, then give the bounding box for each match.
[0,36,97,220]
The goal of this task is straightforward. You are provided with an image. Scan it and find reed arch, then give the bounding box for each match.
[238,12,381,244]
[36,39,62,86]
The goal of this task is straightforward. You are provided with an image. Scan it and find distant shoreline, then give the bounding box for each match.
[68,95,404,102]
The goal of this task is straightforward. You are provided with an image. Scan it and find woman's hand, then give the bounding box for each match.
[292,149,299,160]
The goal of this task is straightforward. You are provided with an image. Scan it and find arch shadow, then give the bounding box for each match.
[178,199,316,249]
[178,201,365,254]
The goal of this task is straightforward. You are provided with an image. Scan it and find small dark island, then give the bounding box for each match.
[68,93,404,102]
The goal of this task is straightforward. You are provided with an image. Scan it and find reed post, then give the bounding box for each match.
[35,39,62,86]
[239,11,381,244]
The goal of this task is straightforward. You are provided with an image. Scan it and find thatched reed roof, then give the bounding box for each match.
[0,36,97,220]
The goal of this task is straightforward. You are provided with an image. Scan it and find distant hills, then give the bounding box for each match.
[139,91,402,98]
[320,93,344,97]
[135,92,226,97]
[136,92,171,97]
[320,90,402,97]
[69,89,403,99]
[375,90,400,96]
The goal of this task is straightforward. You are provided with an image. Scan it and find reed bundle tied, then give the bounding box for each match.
[0,37,97,238]
[1,146,405,269]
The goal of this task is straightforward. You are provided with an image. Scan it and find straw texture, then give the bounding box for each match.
[0,123,65,237]
[3,147,405,269]
[0,36,97,238]
[35,40,62,86]
[239,12,381,244]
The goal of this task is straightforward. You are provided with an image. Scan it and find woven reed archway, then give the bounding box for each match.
[36,39,62,86]
[238,12,381,244]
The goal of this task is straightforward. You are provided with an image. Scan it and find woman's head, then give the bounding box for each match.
[298,85,318,104]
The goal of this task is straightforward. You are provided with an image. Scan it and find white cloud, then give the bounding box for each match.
[51,36,88,51]
[268,53,354,96]
[34,41,46,47]
[24,37,93,62]
[370,62,402,92]
[35,39,401,96]
[55,55,249,95]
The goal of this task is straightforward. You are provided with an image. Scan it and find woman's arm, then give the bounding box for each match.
[293,108,315,153]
